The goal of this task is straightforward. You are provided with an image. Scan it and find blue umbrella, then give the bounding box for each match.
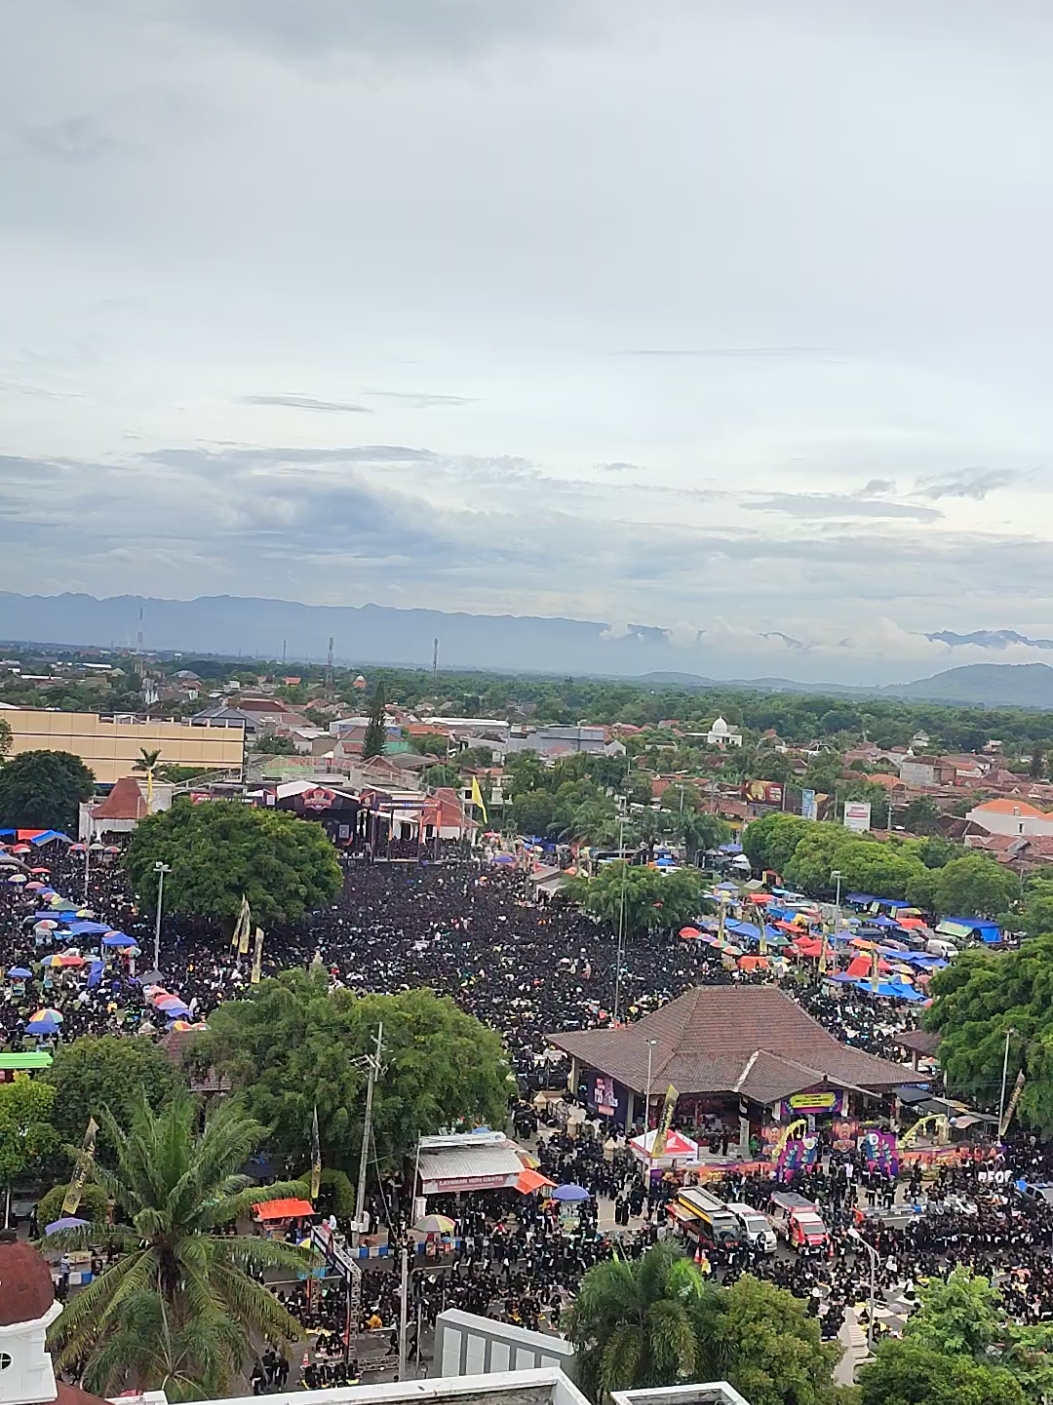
[7,967,32,979]
[45,1216,88,1235]
[26,1014,61,1034]
[551,1183,591,1202]
[102,933,136,948]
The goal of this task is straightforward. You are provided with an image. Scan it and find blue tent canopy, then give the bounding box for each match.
[724,919,761,942]
[30,831,72,846]
[944,917,1001,944]
[63,920,111,936]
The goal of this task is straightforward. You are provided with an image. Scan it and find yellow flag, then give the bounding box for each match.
[470,775,488,824]
[250,927,264,984]
[651,1084,679,1159]
[62,1117,99,1215]
[233,895,252,955]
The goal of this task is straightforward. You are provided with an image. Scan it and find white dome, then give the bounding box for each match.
[710,716,729,733]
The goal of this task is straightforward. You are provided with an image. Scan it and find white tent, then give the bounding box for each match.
[628,1128,702,1167]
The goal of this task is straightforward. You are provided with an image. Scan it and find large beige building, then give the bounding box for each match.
[0,708,244,784]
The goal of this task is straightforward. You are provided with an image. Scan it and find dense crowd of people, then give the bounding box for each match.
[6,838,1053,1386]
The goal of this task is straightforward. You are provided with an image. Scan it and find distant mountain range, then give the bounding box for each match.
[639,664,1053,708]
[3,590,1053,708]
[926,628,1053,651]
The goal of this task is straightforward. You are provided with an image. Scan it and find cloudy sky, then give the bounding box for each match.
[4,0,1053,682]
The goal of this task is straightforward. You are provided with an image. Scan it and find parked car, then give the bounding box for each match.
[726,1201,777,1253]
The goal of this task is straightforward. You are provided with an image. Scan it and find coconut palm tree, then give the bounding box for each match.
[568,1241,714,1400]
[133,747,163,805]
[47,1092,314,1401]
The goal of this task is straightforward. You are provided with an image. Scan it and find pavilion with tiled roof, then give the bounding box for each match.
[548,985,923,1139]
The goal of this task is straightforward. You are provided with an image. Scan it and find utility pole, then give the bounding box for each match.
[325,636,335,698]
[398,1240,409,1379]
[83,823,93,903]
[613,814,629,1024]
[432,637,439,676]
[353,1023,384,1240]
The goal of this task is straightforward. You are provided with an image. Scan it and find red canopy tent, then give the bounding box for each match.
[252,1197,313,1221]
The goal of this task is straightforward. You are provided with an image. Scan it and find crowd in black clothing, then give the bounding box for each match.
[13,843,1053,1380]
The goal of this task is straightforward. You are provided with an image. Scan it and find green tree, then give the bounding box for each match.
[0,749,95,833]
[0,1079,58,1204]
[693,1275,843,1405]
[47,1093,312,1401]
[570,1246,843,1405]
[36,1180,109,1230]
[0,717,11,763]
[930,853,1020,917]
[858,1339,1025,1405]
[194,972,510,1172]
[362,683,387,759]
[422,764,464,789]
[568,1241,710,1399]
[410,733,449,757]
[564,864,708,939]
[133,747,163,803]
[674,810,732,864]
[124,800,342,924]
[858,1267,1040,1405]
[901,796,941,835]
[742,814,813,875]
[253,735,298,756]
[510,788,556,836]
[925,937,1053,1129]
[45,1035,180,1148]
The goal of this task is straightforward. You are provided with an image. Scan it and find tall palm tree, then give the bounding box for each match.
[568,1241,715,1401]
[134,747,163,805]
[47,1092,314,1401]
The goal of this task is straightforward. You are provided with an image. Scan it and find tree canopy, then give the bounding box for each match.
[124,800,343,924]
[192,970,511,1171]
[47,1093,312,1400]
[0,1078,58,1193]
[0,748,95,833]
[362,683,387,759]
[563,863,708,940]
[569,1243,843,1405]
[44,1034,179,1149]
[858,1267,1044,1405]
[924,934,1053,1131]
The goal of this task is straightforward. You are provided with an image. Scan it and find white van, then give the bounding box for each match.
[925,938,958,959]
[727,1202,777,1253]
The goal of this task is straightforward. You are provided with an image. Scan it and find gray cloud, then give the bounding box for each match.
[4,115,114,164]
[914,468,1023,500]
[169,0,601,61]
[363,389,475,408]
[856,478,896,496]
[238,394,373,414]
[742,493,941,522]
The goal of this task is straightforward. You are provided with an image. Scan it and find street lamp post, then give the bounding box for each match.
[613,813,629,1025]
[153,861,171,972]
[643,1037,658,1183]
[849,1227,879,1355]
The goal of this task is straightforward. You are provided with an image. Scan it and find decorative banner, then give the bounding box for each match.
[743,780,783,806]
[859,1129,899,1176]
[819,931,829,974]
[594,1076,616,1116]
[651,1083,679,1159]
[778,1134,819,1178]
[844,800,872,833]
[250,926,265,984]
[1000,1070,1026,1138]
[62,1116,99,1215]
[870,947,881,994]
[230,894,251,951]
[801,788,818,821]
